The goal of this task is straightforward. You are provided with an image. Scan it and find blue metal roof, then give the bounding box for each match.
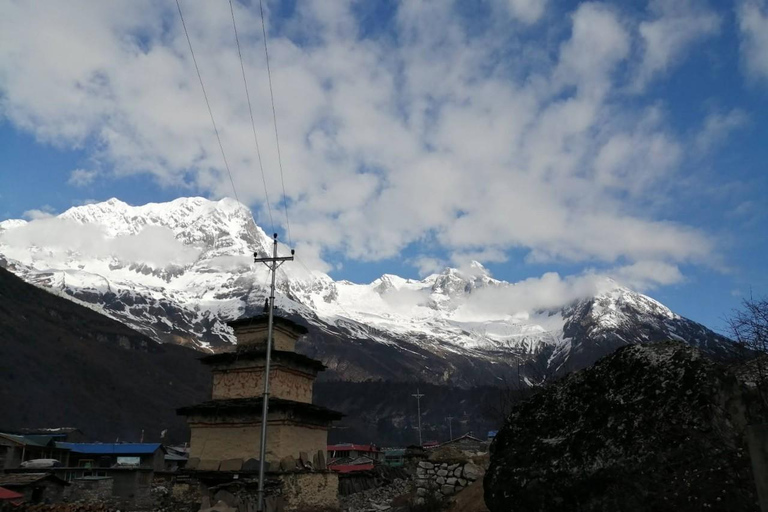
[55,443,162,455]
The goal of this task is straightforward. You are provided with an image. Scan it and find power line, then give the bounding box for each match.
[229,0,275,235]
[258,0,292,245]
[176,0,240,205]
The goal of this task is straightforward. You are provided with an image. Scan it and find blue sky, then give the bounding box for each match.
[1,0,767,331]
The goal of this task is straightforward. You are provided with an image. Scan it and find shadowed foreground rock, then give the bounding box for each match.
[484,342,759,511]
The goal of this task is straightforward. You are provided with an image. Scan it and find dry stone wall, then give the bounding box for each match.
[414,461,483,504]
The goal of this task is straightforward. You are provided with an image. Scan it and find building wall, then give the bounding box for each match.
[0,443,21,469]
[212,367,313,403]
[233,325,297,352]
[188,422,328,464]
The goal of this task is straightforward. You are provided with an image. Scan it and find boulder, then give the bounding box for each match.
[484,342,758,512]
[462,462,482,481]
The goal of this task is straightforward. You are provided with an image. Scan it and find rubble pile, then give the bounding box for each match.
[14,503,116,512]
[340,478,410,512]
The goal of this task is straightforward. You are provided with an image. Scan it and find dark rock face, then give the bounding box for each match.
[484,342,758,512]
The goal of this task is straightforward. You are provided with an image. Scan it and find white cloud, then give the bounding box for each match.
[0,1,722,283]
[504,0,547,24]
[695,109,748,152]
[457,271,614,318]
[609,260,684,290]
[22,206,55,220]
[411,256,447,277]
[68,168,99,187]
[737,0,768,81]
[635,0,720,88]
[0,219,200,268]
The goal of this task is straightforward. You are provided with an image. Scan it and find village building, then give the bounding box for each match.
[434,432,487,453]
[54,443,166,473]
[177,315,343,510]
[10,428,87,443]
[0,473,68,505]
[327,443,382,462]
[0,433,71,469]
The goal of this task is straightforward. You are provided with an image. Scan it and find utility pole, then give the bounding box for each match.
[254,233,294,512]
[412,388,425,446]
[445,416,454,441]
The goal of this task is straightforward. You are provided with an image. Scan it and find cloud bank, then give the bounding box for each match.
[0,0,746,288]
[0,219,200,268]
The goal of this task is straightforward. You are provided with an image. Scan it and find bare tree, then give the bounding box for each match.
[729,295,768,412]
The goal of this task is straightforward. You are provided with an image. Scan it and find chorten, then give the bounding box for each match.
[178,315,342,468]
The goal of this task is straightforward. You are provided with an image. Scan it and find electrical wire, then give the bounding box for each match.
[258,0,292,245]
[176,0,240,205]
[229,0,275,235]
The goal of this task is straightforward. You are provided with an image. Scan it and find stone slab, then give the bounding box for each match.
[220,458,244,472]
[242,458,260,471]
[198,459,222,471]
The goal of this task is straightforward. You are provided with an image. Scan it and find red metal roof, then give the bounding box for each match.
[0,486,23,501]
[327,463,375,473]
[327,444,381,453]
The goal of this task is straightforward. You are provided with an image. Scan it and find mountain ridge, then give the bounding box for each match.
[0,197,735,386]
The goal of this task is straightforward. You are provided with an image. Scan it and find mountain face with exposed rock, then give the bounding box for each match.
[0,197,736,386]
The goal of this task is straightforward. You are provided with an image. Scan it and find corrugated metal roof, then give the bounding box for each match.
[0,486,23,501]
[55,443,162,455]
[0,433,54,448]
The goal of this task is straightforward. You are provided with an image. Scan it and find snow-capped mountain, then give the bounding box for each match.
[0,197,734,386]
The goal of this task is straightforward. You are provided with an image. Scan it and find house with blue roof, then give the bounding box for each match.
[55,443,165,472]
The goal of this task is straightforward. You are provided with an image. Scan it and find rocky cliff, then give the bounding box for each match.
[484,342,759,511]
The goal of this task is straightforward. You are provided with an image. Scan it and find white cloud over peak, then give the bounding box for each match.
[0,219,200,268]
[0,0,733,291]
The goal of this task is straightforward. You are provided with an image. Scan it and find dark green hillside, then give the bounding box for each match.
[0,266,210,443]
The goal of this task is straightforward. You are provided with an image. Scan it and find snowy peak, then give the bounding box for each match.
[0,197,734,380]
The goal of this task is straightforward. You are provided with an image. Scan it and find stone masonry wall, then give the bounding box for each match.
[414,460,483,504]
[189,422,328,464]
[212,367,313,403]
[69,478,114,503]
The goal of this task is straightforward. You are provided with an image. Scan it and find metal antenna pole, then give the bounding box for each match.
[254,233,294,512]
[446,416,454,441]
[412,388,425,446]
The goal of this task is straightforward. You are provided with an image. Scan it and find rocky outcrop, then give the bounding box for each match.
[484,342,758,511]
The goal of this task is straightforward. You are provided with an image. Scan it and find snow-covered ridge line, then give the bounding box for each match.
[0,197,727,374]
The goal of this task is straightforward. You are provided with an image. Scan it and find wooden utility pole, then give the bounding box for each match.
[412,388,425,446]
[446,416,455,441]
[254,233,294,512]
